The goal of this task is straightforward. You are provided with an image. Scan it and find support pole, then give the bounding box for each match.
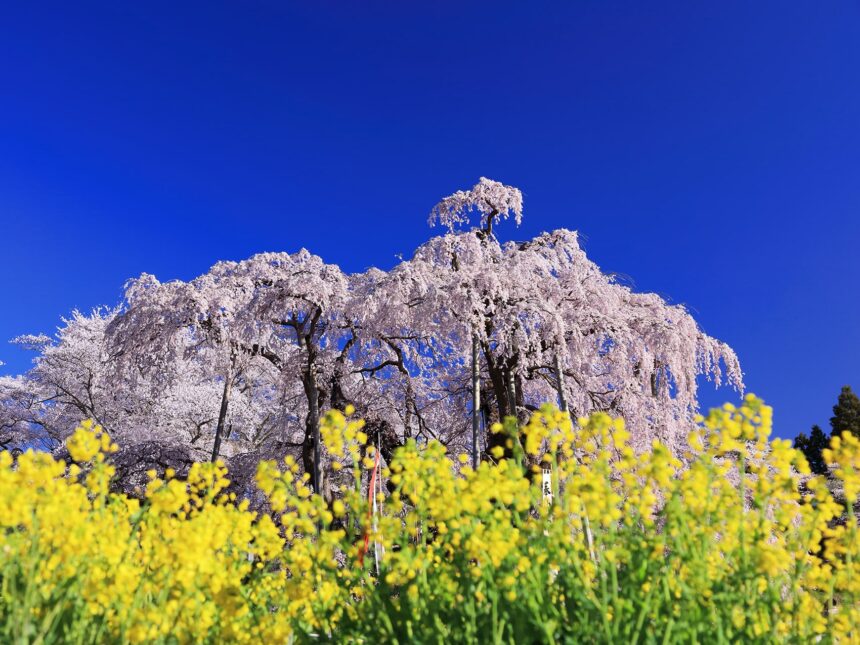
[506,367,517,420]
[313,420,321,495]
[471,333,481,469]
[554,351,569,414]
[373,432,381,577]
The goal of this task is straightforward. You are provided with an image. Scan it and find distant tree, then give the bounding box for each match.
[793,425,829,475]
[830,385,860,439]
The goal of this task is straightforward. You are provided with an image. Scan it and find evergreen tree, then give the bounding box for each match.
[830,385,860,439]
[793,425,829,475]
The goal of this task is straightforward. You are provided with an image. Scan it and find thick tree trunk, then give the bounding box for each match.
[293,308,326,497]
[484,348,519,459]
[302,366,321,494]
[329,372,349,411]
[329,332,355,412]
[484,349,512,419]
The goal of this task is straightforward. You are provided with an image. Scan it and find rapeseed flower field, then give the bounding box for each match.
[1,396,858,643]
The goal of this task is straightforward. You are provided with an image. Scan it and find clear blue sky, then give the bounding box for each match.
[1,1,858,439]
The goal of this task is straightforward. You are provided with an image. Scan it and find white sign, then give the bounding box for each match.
[542,465,553,504]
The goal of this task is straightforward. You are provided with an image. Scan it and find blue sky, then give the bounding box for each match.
[1,1,858,439]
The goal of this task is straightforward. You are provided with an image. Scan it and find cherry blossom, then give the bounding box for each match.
[1,178,742,486]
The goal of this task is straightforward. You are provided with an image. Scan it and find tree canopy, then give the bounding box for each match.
[793,425,829,475]
[1,179,743,489]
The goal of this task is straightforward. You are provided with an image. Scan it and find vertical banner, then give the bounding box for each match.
[542,465,553,504]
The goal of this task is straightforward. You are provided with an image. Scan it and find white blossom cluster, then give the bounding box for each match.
[428,177,523,234]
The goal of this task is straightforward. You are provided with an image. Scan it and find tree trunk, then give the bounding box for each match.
[483,346,517,459]
[294,308,326,497]
[650,359,659,397]
[483,347,512,418]
[302,366,321,494]
[329,332,355,411]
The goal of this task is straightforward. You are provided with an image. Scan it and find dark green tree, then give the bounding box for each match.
[830,385,860,439]
[793,425,829,475]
